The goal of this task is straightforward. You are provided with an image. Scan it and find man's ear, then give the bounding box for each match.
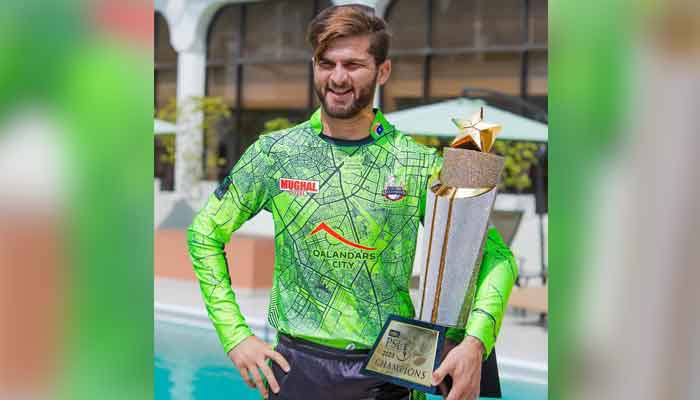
[377,59,392,86]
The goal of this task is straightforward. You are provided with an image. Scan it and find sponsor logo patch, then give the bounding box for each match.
[279,178,319,196]
[214,176,232,200]
[383,175,406,201]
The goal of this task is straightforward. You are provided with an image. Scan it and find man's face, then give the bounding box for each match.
[313,35,391,119]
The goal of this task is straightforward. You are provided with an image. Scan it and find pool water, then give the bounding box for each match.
[155,321,546,400]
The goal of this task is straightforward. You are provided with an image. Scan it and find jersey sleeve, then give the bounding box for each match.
[464,227,518,358]
[187,138,273,354]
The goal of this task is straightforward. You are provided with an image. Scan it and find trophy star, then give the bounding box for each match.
[450,107,502,152]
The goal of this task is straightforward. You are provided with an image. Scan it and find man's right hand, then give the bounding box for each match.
[228,335,290,399]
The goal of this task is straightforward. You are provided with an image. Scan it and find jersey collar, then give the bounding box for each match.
[309,107,395,142]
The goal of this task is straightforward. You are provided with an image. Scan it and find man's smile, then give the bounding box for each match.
[327,87,353,101]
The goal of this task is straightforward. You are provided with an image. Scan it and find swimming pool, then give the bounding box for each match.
[155,320,547,400]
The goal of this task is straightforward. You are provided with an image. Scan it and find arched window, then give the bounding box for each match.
[155,12,178,191]
[382,0,548,114]
[155,12,177,113]
[205,0,332,179]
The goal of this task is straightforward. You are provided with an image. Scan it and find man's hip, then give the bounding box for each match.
[269,333,411,400]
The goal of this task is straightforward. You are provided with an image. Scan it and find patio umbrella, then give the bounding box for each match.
[385,97,548,142]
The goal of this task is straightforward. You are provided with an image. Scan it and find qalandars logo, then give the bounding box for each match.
[309,223,376,251]
[383,175,406,201]
[308,222,377,269]
[279,178,319,196]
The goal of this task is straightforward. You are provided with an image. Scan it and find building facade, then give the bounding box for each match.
[155,0,547,190]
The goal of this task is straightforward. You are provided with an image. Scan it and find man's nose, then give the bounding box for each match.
[330,64,349,86]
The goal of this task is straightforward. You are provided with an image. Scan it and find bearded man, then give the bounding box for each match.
[188,4,517,400]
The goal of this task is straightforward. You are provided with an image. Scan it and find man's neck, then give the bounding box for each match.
[321,107,375,141]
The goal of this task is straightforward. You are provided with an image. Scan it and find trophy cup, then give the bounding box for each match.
[361,108,504,395]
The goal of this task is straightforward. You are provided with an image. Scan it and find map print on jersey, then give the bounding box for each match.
[188,108,518,356]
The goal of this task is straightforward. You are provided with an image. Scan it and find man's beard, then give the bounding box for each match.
[315,74,377,119]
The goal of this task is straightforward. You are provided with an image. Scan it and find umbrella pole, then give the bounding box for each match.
[535,144,548,284]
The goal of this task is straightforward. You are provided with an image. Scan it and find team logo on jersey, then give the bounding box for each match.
[279,178,319,196]
[309,223,376,251]
[383,175,406,201]
[308,222,377,270]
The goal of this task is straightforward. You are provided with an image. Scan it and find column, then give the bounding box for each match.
[174,49,206,196]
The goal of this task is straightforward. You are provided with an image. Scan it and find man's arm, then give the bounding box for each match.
[187,139,272,353]
[434,226,518,400]
[188,139,291,398]
[464,226,518,358]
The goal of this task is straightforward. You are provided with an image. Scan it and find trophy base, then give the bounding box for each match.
[361,315,503,397]
[360,315,447,394]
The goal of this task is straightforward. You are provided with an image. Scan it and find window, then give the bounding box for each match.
[155,12,177,113]
[155,12,177,190]
[206,6,240,107]
[382,56,424,111]
[430,53,522,99]
[529,0,548,45]
[382,0,548,114]
[388,0,427,50]
[383,0,548,195]
[527,51,548,111]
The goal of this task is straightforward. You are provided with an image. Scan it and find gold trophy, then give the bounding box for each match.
[361,108,504,395]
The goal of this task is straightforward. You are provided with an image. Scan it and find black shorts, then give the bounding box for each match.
[269,334,411,400]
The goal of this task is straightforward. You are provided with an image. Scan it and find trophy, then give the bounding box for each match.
[361,108,504,395]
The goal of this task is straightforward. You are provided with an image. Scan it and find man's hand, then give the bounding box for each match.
[228,335,290,399]
[432,336,485,400]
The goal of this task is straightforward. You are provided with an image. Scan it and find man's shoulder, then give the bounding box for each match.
[389,128,441,159]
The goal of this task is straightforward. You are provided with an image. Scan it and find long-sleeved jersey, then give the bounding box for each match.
[187,108,518,358]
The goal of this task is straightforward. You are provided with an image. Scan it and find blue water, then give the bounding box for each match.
[155,321,546,400]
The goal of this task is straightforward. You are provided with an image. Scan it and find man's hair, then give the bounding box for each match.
[306,4,391,65]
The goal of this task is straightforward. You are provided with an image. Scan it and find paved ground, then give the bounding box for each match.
[155,277,547,366]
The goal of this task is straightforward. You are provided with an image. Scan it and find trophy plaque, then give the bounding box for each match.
[361,108,505,395]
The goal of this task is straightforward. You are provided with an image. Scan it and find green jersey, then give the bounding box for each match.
[188,108,517,357]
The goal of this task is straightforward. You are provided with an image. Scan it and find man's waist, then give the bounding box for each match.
[277,332,372,359]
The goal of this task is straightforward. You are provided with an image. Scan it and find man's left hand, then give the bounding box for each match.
[432,336,485,400]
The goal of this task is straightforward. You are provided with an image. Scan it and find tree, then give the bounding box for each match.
[155,96,232,185]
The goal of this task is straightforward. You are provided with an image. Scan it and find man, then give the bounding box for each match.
[188,5,517,400]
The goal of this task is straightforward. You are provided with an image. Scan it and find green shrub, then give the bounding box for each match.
[492,140,540,192]
[261,117,294,134]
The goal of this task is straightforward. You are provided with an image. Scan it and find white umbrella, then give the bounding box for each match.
[385,98,548,142]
